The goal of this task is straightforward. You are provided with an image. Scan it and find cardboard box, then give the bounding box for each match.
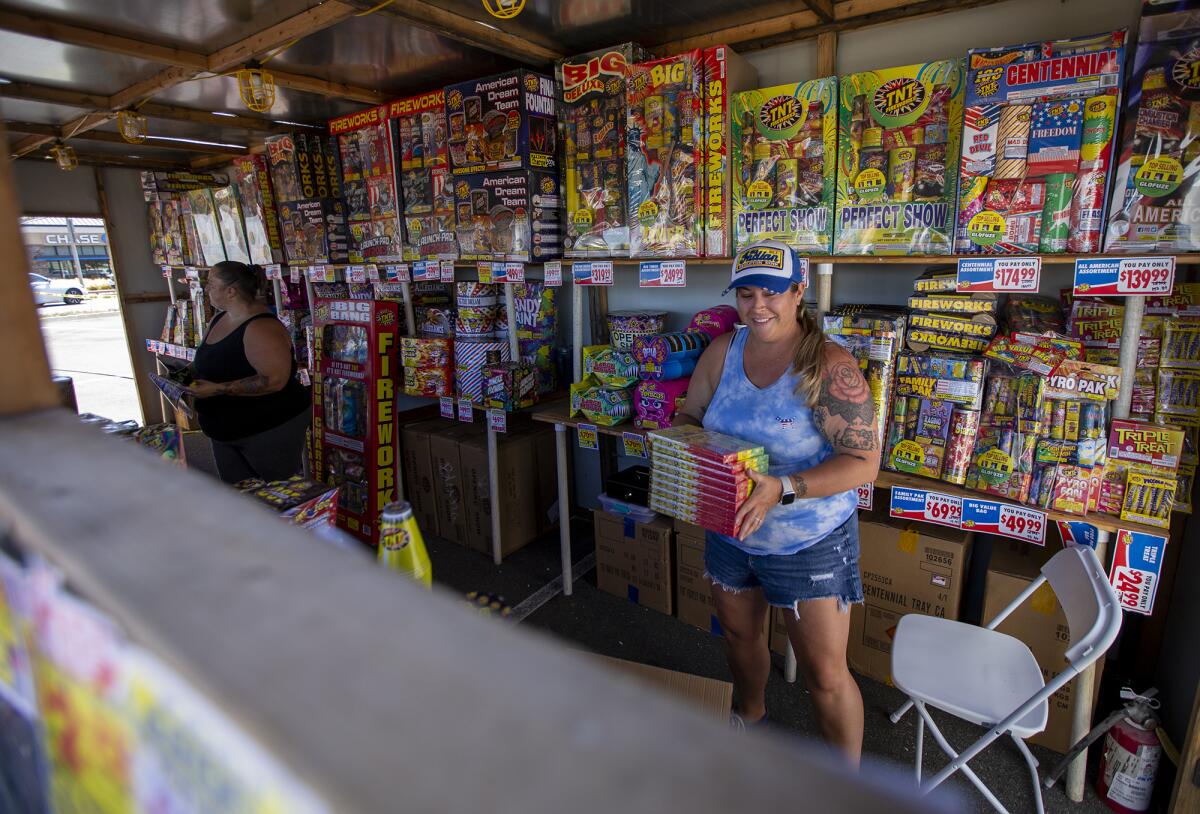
[400,418,446,537]
[848,517,973,685]
[674,520,768,639]
[595,510,674,615]
[459,424,555,556]
[428,421,484,545]
[769,606,791,656]
[595,655,732,720]
[983,540,1104,753]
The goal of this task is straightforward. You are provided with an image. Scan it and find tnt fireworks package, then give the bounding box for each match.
[1107,3,1200,252]
[557,43,646,257]
[445,70,558,175]
[957,31,1126,254]
[700,45,759,256]
[626,50,704,257]
[732,78,837,253]
[330,104,405,263]
[452,170,561,262]
[389,89,457,260]
[836,59,964,254]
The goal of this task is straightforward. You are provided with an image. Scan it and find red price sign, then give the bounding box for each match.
[857,483,874,511]
[290,265,302,283]
[386,264,411,283]
[1118,258,1174,294]
[504,262,525,283]
[161,265,171,278]
[923,492,962,529]
[457,399,474,423]
[365,264,380,281]
[590,261,614,285]
[477,262,494,284]
[995,259,1040,291]
[440,260,455,283]
[1111,566,1147,612]
[347,265,367,283]
[488,409,507,433]
[439,397,455,419]
[543,260,562,286]
[997,504,1046,545]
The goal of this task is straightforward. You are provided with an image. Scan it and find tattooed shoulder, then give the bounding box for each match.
[813,345,877,453]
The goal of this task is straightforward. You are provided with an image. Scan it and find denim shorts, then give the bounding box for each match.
[704,514,864,612]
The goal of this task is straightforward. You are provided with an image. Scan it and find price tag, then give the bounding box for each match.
[385,264,410,283]
[290,265,302,283]
[366,264,380,281]
[265,263,281,280]
[960,497,1000,533]
[573,260,614,285]
[622,432,647,458]
[477,262,494,284]
[439,397,455,419]
[1057,520,1099,549]
[544,260,562,287]
[504,262,525,283]
[184,266,199,280]
[161,265,171,278]
[578,424,599,450]
[639,260,687,287]
[312,265,335,282]
[413,261,440,282]
[997,504,1047,545]
[440,260,455,283]
[956,257,1040,293]
[857,483,873,511]
[457,399,474,423]
[298,368,311,386]
[1108,529,1169,615]
[347,265,367,283]
[1074,257,1176,296]
[923,492,963,529]
[488,409,507,433]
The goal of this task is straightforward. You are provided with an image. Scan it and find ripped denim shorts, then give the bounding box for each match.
[704,514,863,613]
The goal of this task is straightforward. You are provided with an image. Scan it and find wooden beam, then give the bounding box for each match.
[0,80,109,109]
[269,69,385,105]
[189,153,237,171]
[137,101,278,133]
[6,120,249,156]
[817,31,837,77]
[803,0,835,22]
[368,0,565,65]
[0,7,208,70]
[22,150,189,170]
[0,122,59,415]
[205,0,357,72]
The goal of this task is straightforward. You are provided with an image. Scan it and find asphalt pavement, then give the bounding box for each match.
[37,298,143,423]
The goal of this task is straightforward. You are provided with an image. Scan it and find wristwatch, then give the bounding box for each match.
[779,476,797,505]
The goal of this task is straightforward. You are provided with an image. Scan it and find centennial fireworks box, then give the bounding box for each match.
[956,31,1126,255]
[231,155,283,264]
[557,43,646,257]
[626,50,704,257]
[452,169,561,262]
[836,59,965,255]
[388,89,458,260]
[330,103,405,263]
[445,70,558,175]
[732,77,837,253]
[700,45,759,256]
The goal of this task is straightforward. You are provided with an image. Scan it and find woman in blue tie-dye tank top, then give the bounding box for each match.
[674,241,880,764]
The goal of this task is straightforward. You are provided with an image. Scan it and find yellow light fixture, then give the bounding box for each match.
[50,142,78,171]
[482,0,525,18]
[237,64,275,113]
[117,109,148,143]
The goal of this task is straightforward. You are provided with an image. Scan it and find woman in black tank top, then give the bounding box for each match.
[189,261,311,484]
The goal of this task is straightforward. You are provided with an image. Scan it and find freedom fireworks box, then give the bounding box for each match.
[452,170,561,262]
[956,31,1126,254]
[732,77,837,253]
[835,59,964,255]
[626,50,704,257]
[445,70,558,175]
[557,43,646,257]
[388,89,458,260]
[330,103,405,263]
[701,45,759,256]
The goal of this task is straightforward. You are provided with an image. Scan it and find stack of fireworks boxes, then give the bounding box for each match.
[1145,312,1200,517]
[1102,418,1185,529]
[263,130,349,264]
[647,425,767,537]
[823,305,907,447]
[483,282,558,411]
[400,336,454,398]
[330,104,405,264]
[444,70,562,262]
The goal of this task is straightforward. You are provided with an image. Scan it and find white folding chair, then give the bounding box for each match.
[888,546,1122,814]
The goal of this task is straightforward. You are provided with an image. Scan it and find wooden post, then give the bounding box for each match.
[1171,683,1200,812]
[817,31,837,77]
[0,124,60,415]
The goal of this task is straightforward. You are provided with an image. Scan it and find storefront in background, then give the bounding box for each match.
[20,216,113,282]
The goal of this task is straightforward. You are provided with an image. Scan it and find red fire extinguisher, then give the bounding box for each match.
[1097,689,1162,814]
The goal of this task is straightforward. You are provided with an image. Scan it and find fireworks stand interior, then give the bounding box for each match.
[5,0,1200,812]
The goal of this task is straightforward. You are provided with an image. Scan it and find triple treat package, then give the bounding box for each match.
[956,31,1126,254]
[732,78,838,253]
[836,59,964,254]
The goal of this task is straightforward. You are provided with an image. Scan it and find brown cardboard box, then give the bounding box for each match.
[459,425,555,557]
[595,655,732,720]
[983,541,1104,754]
[595,510,674,615]
[427,421,483,545]
[769,607,791,656]
[848,518,974,686]
[674,520,768,640]
[401,419,446,538]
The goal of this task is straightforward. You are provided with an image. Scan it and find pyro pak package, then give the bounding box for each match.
[957,31,1126,254]
[557,43,646,257]
[311,298,401,545]
[265,131,349,264]
[389,90,457,259]
[836,60,964,255]
[445,70,558,174]
[330,104,405,263]
[626,50,704,257]
[700,45,759,257]
[1107,2,1200,252]
[733,78,837,253]
[453,170,561,261]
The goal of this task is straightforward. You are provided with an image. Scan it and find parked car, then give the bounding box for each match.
[29,273,86,306]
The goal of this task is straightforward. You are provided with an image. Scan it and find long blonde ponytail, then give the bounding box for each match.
[792,300,826,407]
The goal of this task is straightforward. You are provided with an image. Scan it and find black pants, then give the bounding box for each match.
[210,410,310,484]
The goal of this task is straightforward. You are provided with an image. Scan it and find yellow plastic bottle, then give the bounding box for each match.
[378,501,432,588]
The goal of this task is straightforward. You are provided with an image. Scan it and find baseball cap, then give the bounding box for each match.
[723,240,806,295]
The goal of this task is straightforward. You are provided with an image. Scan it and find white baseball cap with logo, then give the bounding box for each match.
[722,239,807,295]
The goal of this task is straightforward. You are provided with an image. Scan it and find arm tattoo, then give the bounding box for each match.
[220,374,272,396]
[787,474,808,497]
[813,358,878,457]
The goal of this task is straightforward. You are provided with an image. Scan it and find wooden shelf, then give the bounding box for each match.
[532,402,648,439]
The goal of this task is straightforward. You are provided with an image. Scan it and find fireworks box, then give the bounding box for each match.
[700,45,760,256]
[823,305,907,447]
[1108,418,1185,471]
[557,43,647,257]
[836,59,965,254]
[388,90,457,260]
[277,198,349,265]
[266,131,349,264]
[907,292,998,315]
[330,103,405,263]
[732,77,837,253]
[957,31,1126,255]
[231,155,284,264]
[647,424,765,465]
[894,351,988,410]
[626,50,704,257]
[445,70,558,175]
[1107,3,1200,252]
[452,169,561,261]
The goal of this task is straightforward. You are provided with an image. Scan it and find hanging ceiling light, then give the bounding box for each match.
[117,110,148,143]
[49,142,78,171]
[237,62,275,113]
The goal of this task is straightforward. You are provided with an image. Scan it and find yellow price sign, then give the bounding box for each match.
[578,424,599,450]
[622,432,647,458]
[482,0,525,19]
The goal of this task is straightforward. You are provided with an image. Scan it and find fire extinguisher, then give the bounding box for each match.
[1097,689,1162,814]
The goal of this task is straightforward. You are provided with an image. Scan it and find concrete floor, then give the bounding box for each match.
[423,517,1116,814]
